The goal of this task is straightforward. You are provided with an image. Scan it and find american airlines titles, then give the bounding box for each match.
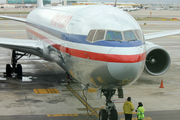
[50,12,73,29]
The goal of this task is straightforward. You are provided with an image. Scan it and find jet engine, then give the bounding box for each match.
[144,41,171,76]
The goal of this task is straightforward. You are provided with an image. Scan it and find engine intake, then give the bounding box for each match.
[144,42,171,76]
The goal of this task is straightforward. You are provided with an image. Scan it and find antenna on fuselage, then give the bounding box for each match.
[37,0,44,7]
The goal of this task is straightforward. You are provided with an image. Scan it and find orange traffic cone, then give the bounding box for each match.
[159,79,164,88]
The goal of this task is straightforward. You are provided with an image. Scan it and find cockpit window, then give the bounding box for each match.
[86,30,96,42]
[86,29,140,43]
[123,30,137,41]
[105,31,123,41]
[134,30,143,40]
[94,30,105,42]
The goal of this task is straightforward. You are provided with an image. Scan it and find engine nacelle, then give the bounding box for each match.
[144,41,171,76]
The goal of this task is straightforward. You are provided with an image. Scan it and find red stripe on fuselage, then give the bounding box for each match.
[108,53,146,63]
[26,28,146,63]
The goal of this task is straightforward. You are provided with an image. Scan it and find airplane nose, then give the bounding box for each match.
[107,47,145,83]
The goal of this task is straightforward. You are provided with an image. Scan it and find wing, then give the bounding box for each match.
[144,29,180,40]
[0,15,26,23]
[0,16,43,56]
[0,38,43,56]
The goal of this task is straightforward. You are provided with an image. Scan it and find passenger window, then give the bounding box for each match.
[134,30,143,40]
[105,31,122,41]
[86,30,96,42]
[123,30,137,41]
[94,30,105,42]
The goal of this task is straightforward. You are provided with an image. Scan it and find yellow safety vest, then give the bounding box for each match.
[123,101,134,114]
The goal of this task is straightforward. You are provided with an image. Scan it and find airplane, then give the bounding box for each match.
[0,0,180,120]
[119,6,140,11]
[112,1,140,12]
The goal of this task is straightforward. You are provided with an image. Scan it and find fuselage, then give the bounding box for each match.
[25,5,146,89]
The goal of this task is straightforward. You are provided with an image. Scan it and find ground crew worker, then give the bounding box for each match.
[136,102,145,120]
[123,97,134,120]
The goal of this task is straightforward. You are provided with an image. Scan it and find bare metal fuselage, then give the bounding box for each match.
[25,5,146,89]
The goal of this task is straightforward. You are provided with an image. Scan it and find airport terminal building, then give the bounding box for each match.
[7,0,51,4]
[0,0,89,8]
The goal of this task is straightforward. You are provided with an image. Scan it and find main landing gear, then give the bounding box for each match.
[99,88,123,120]
[6,50,27,79]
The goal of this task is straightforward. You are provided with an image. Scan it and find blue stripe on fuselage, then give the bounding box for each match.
[27,22,144,47]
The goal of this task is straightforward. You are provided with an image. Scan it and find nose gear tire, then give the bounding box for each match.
[99,109,108,120]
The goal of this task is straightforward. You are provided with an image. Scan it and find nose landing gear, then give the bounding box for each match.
[99,89,118,120]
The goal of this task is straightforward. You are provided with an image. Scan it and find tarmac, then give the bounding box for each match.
[128,9,180,19]
[0,12,180,120]
[0,9,180,19]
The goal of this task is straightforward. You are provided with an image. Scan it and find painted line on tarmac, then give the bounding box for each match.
[61,88,97,93]
[33,88,60,94]
[168,36,180,38]
[65,84,99,118]
[61,89,82,92]
[118,112,137,114]
[118,112,152,120]
[120,117,152,120]
[0,30,25,31]
[12,37,27,39]
[0,24,25,26]
[77,108,99,111]
[47,114,78,117]
[87,88,97,93]
[43,61,99,119]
